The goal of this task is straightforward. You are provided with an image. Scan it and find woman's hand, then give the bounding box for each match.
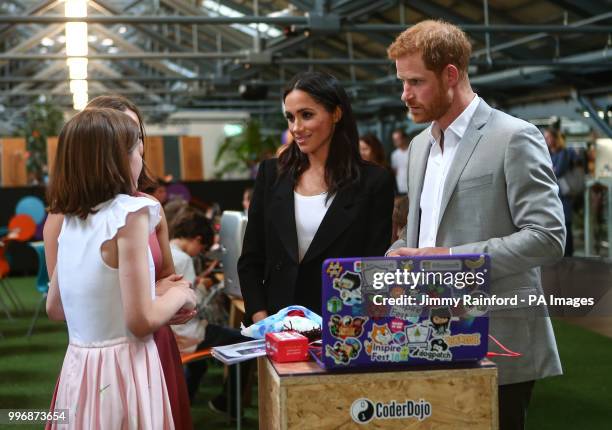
[156,273,191,296]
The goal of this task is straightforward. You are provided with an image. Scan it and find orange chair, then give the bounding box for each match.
[180,347,213,365]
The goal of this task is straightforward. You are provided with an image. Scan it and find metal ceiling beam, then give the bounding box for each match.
[0,24,64,68]
[0,52,246,60]
[0,76,399,85]
[90,23,185,76]
[574,93,612,137]
[160,0,252,50]
[90,0,219,65]
[0,15,307,24]
[2,15,609,34]
[472,11,612,57]
[288,0,314,11]
[550,0,611,17]
[342,24,612,33]
[0,89,210,97]
[0,0,60,39]
[88,60,163,104]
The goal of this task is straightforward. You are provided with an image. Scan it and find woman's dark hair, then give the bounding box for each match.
[86,95,155,190]
[278,72,362,197]
[359,133,388,168]
[47,108,141,218]
[170,206,215,250]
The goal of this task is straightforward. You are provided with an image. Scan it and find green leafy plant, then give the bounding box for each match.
[214,119,278,178]
[15,100,63,184]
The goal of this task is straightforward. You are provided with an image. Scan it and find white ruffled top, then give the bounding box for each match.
[57,194,161,345]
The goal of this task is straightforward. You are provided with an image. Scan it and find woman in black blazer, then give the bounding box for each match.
[238,72,395,323]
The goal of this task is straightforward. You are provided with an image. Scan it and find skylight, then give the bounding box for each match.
[202,0,283,39]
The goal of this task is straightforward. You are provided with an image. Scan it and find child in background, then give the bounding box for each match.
[168,207,247,410]
[45,108,196,429]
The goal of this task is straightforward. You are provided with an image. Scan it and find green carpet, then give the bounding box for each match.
[0,277,257,429]
[1,276,610,429]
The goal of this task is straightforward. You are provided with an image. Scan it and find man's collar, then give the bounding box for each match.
[428,95,480,145]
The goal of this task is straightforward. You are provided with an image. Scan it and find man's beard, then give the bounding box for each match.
[411,81,452,124]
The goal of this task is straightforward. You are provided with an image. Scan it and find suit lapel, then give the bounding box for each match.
[301,184,358,265]
[271,174,299,263]
[437,99,492,227]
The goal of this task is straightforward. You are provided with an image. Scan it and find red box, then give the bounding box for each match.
[265,331,309,363]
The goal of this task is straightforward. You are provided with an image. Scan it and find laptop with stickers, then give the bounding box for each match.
[317,255,490,370]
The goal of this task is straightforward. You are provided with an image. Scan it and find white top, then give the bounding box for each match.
[169,243,207,353]
[57,194,160,345]
[419,95,480,248]
[294,191,334,262]
[170,242,196,284]
[391,147,410,194]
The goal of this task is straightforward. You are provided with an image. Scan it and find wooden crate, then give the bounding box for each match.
[258,357,498,429]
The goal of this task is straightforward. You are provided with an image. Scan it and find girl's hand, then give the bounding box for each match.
[168,308,197,325]
[180,287,198,310]
[156,273,190,296]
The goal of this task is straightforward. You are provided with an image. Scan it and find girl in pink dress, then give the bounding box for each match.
[45,108,196,429]
[45,96,195,429]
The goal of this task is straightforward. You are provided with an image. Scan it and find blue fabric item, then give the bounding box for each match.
[241,305,322,339]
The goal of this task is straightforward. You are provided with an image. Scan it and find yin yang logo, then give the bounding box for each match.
[350,398,375,424]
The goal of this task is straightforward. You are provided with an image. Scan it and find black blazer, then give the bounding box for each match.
[238,158,395,322]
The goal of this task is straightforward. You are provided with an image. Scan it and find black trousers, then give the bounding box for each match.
[499,380,535,430]
[185,324,248,403]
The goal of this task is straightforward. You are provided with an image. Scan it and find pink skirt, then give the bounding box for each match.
[49,336,174,430]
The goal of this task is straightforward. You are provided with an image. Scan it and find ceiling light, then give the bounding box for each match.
[70,79,88,94]
[72,92,88,111]
[67,57,88,80]
[65,0,87,18]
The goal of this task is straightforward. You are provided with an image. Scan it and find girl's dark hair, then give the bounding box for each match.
[278,72,362,196]
[47,108,140,218]
[86,95,155,190]
[359,133,388,168]
[170,206,214,250]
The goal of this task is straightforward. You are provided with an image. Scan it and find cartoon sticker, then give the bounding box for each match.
[409,338,453,362]
[325,338,362,365]
[327,296,343,313]
[364,323,410,362]
[405,324,430,347]
[429,307,452,337]
[328,315,368,339]
[464,255,485,270]
[326,261,344,278]
[333,271,362,306]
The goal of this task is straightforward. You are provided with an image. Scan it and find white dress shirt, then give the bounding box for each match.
[418,95,480,248]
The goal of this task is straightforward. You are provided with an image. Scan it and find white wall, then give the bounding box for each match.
[145,110,250,180]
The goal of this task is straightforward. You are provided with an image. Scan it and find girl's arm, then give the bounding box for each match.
[117,207,196,338]
[46,269,65,321]
[137,192,175,278]
[156,207,176,278]
[43,213,64,278]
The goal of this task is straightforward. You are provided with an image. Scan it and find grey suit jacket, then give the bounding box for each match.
[389,99,565,385]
